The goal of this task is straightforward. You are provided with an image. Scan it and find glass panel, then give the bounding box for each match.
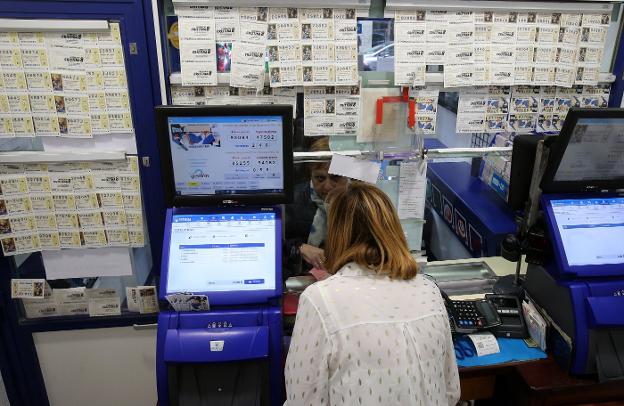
[0,21,155,320]
[358,18,394,72]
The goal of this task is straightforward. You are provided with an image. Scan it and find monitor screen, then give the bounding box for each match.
[166,212,277,294]
[554,118,624,182]
[550,197,624,267]
[167,115,284,197]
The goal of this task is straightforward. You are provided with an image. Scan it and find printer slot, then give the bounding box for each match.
[168,360,269,406]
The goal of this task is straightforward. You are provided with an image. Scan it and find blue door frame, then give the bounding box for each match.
[0,1,165,405]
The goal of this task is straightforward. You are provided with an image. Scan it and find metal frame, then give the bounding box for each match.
[0,18,109,31]
[292,146,512,162]
[172,0,370,8]
[386,0,614,12]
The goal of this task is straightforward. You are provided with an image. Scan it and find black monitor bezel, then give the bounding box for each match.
[155,105,294,207]
[541,107,624,193]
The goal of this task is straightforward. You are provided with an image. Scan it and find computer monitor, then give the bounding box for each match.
[541,108,624,193]
[507,135,555,211]
[542,194,624,277]
[160,207,282,305]
[156,105,294,206]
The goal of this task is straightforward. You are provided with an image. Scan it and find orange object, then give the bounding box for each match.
[408,99,416,129]
[374,87,417,129]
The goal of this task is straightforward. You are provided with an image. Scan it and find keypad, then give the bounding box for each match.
[452,300,485,328]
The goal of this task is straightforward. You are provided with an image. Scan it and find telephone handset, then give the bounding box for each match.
[440,290,502,334]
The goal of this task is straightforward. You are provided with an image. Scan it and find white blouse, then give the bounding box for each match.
[285,262,460,406]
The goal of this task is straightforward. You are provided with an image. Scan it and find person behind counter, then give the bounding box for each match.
[285,182,460,405]
[285,137,348,273]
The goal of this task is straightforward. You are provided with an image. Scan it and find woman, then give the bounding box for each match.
[285,182,460,405]
[285,137,348,273]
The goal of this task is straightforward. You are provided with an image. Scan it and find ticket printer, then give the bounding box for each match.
[156,209,284,405]
[154,105,294,405]
[524,109,624,381]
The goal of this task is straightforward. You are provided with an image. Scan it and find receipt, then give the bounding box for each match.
[467,332,500,356]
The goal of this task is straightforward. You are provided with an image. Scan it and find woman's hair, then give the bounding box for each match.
[324,182,418,279]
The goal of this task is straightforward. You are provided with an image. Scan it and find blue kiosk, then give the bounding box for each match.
[524,108,624,380]
[154,105,293,405]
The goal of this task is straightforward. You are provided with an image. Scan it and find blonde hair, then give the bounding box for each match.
[324,182,418,279]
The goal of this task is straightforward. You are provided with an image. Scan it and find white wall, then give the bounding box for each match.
[34,326,157,406]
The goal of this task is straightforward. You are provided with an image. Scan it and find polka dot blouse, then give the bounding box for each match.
[285,262,460,406]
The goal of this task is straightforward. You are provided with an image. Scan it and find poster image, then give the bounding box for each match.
[454,209,468,244]
[442,195,454,227]
[469,224,483,256]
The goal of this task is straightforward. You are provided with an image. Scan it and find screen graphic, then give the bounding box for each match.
[554,118,624,182]
[167,116,284,196]
[551,198,624,267]
[167,213,277,294]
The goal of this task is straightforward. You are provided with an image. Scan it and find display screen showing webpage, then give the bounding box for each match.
[167,213,277,293]
[167,116,284,196]
[551,197,624,267]
[554,118,624,182]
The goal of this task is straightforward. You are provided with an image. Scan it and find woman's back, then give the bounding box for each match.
[285,262,460,406]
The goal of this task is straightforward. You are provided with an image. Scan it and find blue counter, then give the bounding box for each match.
[427,161,517,257]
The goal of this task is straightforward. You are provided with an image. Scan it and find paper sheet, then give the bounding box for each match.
[468,332,501,356]
[42,247,132,279]
[397,161,427,220]
[357,87,401,143]
[328,154,380,184]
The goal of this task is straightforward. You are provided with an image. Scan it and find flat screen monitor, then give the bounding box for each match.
[507,135,555,211]
[541,108,624,193]
[542,194,624,277]
[156,105,293,206]
[160,207,282,304]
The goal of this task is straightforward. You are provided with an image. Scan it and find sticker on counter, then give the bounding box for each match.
[454,209,468,244]
[442,195,454,226]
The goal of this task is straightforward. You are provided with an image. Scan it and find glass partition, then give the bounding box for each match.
[0,21,157,320]
[160,0,623,273]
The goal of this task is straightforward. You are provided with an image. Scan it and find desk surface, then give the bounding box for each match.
[459,355,624,404]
